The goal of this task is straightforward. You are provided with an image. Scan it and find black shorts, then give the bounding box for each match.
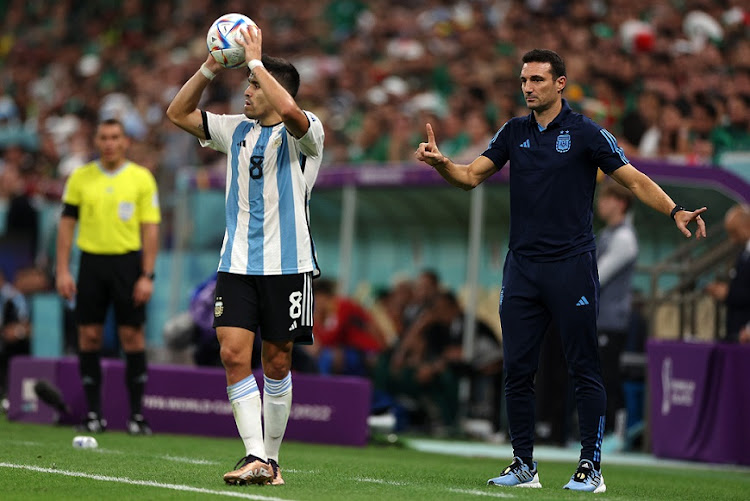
[76,251,144,326]
[212,271,314,343]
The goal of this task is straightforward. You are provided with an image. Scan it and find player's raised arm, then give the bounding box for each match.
[415,123,497,191]
[610,163,707,239]
[166,54,225,140]
[237,27,310,138]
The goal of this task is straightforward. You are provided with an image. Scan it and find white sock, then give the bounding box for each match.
[227,375,266,460]
[263,373,292,463]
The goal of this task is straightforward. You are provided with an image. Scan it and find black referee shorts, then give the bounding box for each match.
[212,271,314,344]
[76,251,144,327]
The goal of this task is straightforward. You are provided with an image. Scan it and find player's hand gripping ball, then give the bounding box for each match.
[206,13,258,69]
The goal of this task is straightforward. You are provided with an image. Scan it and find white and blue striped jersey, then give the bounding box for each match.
[199,110,325,276]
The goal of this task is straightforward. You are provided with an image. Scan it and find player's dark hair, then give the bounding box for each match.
[249,55,300,97]
[522,49,567,80]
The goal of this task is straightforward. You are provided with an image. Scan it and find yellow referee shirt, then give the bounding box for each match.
[62,161,161,254]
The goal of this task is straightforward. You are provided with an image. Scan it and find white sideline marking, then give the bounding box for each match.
[355,478,514,497]
[5,440,43,446]
[162,455,220,465]
[0,463,293,501]
[356,477,407,486]
[449,488,515,498]
[408,439,750,473]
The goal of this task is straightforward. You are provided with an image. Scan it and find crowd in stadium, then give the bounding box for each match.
[1,0,749,194]
[1,0,749,439]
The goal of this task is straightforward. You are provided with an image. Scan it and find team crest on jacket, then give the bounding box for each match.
[214,297,224,317]
[556,131,571,153]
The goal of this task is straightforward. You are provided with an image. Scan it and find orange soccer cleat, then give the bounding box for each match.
[268,459,285,486]
[223,455,274,485]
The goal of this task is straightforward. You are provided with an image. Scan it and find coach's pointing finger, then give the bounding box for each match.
[426,123,437,146]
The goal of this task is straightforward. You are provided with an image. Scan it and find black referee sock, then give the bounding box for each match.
[520,457,534,469]
[78,351,102,416]
[125,351,147,416]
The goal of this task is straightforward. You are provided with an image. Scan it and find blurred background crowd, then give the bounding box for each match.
[1,0,749,190]
[2,0,749,275]
[1,0,749,436]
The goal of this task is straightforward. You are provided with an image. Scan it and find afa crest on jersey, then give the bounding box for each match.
[556,132,571,153]
[214,298,224,317]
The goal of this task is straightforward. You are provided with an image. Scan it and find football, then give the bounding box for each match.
[72,435,98,449]
[206,13,258,69]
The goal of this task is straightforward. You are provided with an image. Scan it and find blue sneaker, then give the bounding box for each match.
[487,456,542,488]
[563,459,606,493]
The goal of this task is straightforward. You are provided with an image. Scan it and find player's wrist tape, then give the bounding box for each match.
[248,59,264,72]
[199,63,216,80]
[670,205,686,220]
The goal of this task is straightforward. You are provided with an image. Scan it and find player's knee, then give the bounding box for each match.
[263,363,290,380]
[78,328,102,350]
[219,344,249,369]
[118,327,144,351]
[262,352,292,379]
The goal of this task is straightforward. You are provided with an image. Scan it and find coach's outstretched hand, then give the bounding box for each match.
[415,124,447,169]
[675,207,708,239]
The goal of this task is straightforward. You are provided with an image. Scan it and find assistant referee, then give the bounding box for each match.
[56,118,161,435]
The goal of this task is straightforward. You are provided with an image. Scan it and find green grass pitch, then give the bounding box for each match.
[1,417,749,500]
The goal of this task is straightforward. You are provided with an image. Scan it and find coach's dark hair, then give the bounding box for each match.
[522,49,567,80]
[249,55,300,97]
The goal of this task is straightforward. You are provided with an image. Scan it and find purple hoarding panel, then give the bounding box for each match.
[7,357,58,424]
[647,340,750,465]
[7,356,372,447]
[712,345,750,465]
[647,341,716,460]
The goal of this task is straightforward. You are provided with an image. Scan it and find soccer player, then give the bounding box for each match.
[56,118,161,435]
[415,49,706,493]
[166,25,324,486]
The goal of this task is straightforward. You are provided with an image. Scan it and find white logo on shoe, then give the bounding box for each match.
[239,466,272,479]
